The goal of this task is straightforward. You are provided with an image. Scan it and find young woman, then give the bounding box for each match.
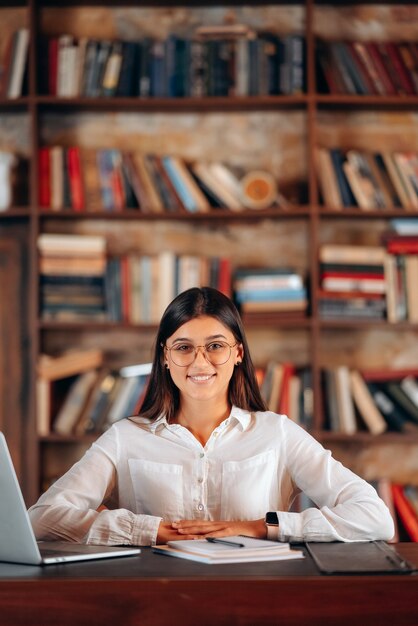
[29,287,394,546]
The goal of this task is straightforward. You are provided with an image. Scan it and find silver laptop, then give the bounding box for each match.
[0,432,141,565]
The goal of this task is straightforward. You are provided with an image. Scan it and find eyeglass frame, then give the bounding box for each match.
[162,340,239,367]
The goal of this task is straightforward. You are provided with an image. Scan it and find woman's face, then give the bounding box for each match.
[164,315,243,406]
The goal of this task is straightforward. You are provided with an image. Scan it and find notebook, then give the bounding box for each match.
[306,540,416,575]
[153,535,304,564]
[0,432,141,565]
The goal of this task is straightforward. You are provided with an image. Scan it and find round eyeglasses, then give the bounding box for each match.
[164,340,238,367]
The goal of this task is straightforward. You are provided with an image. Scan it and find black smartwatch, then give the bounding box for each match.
[265,511,279,540]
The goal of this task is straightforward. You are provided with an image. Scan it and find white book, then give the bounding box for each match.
[400,376,418,408]
[158,251,176,319]
[209,162,242,201]
[119,362,152,378]
[7,28,29,99]
[37,233,106,255]
[153,536,304,564]
[334,366,357,435]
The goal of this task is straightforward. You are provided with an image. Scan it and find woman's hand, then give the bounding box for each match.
[156,521,200,544]
[169,518,267,540]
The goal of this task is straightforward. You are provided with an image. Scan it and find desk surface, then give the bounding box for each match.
[0,543,417,626]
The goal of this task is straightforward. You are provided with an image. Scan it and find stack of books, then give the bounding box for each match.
[153,535,304,564]
[233,267,307,319]
[38,233,107,321]
[318,244,388,320]
[382,220,418,323]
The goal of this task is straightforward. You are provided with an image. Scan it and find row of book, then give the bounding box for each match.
[0,28,29,99]
[41,29,305,99]
[233,267,307,317]
[317,39,418,96]
[316,148,418,211]
[38,146,280,214]
[36,347,152,437]
[38,234,418,325]
[258,362,313,431]
[38,234,232,323]
[323,366,418,436]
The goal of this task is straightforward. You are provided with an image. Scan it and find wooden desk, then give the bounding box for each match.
[0,544,417,626]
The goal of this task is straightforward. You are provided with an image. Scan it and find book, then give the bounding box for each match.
[7,28,29,99]
[153,535,304,564]
[391,484,418,542]
[334,366,357,434]
[349,370,387,435]
[53,370,100,435]
[38,348,104,381]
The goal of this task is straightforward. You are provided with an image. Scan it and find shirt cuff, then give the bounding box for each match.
[278,511,304,543]
[132,514,162,546]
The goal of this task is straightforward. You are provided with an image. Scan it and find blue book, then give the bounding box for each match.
[329,149,357,207]
[235,288,306,303]
[161,156,197,212]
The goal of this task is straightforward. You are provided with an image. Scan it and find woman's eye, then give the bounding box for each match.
[207,342,224,352]
[175,344,193,353]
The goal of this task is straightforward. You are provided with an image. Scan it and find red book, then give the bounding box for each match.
[346,41,378,95]
[361,367,418,382]
[120,256,131,323]
[318,289,384,301]
[387,242,418,255]
[48,37,59,96]
[38,147,50,208]
[67,146,85,211]
[110,166,125,212]
[363,42,397,96]
[376,42,411,96]
[217,258,232,297]
[383,42,416,96]
[391,484,418,541]
[320,271,385,281]
[278,363,295,416]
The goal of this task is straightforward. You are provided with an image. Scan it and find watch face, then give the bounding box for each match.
[265,512,279,525]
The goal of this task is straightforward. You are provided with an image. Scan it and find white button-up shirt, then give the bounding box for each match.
[29,407,394,546]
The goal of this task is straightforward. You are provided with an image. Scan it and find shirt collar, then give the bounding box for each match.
[130,406,253,432]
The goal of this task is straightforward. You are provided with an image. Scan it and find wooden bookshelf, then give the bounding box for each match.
[1,0,418,504]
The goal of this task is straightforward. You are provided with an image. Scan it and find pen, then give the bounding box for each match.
[206,538,245,548]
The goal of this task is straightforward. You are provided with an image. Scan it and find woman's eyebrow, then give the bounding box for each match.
[171,334,227,344]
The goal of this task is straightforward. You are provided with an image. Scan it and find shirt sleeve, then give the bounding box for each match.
[276,419,395,543]
[28,430,162,547]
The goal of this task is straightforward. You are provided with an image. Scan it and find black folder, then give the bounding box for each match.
[306,541,416,575]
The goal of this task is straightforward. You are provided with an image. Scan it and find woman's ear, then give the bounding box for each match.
[236,343,244,365]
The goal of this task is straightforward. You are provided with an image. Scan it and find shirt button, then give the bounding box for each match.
[213,431,218,437]
[225,419,229,426]
[198,477,203,483]
[199,452,205,458]
[198,504,204,511]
